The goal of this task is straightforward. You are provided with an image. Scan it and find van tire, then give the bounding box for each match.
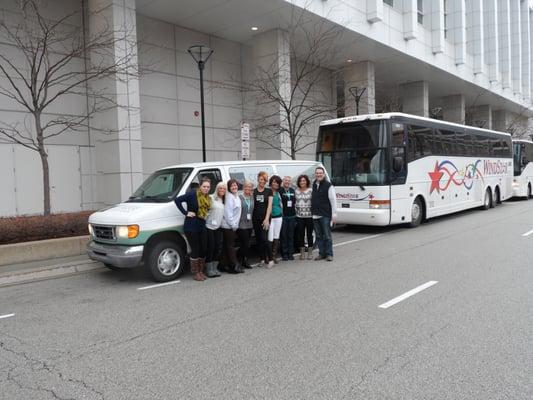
[146,240,186,282]
[409,197,423,228]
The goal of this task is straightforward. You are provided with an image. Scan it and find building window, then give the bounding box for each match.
[383,0,393,6]
[444,0,449,38]
[417,0,424,24]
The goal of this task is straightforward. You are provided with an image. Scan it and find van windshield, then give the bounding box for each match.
[127,168,193,203]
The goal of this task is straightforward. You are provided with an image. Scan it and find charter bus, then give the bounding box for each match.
[512,139,533,198]
[316,113,513,227]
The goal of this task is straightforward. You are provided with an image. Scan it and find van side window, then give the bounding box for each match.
[275,164,318,186]
[229,165,275,189]
[189,169,222,194]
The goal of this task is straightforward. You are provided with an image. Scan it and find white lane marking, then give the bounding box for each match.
[522,228,533,237]
[137,280,181,291]
[333,234,383,248]
[0,313,15,320]
[378,281,438,309]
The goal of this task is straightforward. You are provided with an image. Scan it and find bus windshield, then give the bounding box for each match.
[513,142,522,176]
[317,120,389,186]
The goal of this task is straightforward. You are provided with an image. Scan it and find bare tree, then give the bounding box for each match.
[0,0,137,215]
[220,7,342,160]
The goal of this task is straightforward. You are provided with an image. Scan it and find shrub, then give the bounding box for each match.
[0,211,94,245]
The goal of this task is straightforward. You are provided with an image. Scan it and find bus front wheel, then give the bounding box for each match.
[409,197,423,228]
[528,184,532,199]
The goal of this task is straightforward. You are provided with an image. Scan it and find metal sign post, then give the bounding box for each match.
[241,122,250,160]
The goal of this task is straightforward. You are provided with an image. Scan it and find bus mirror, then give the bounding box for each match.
[522,156,528,166]
[393,156,404,172]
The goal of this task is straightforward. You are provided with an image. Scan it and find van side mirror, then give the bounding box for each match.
[393,156,404,172]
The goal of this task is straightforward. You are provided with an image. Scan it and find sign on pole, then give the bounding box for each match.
[241,122,250,159]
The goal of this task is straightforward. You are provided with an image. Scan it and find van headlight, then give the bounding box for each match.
[116,225,139,239]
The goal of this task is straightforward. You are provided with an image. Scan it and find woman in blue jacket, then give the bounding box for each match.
[175,178,212,281]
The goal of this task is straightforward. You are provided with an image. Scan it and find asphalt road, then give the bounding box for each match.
[1,200,533,399]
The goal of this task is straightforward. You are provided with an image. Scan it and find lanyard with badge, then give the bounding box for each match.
[283,188,293,208]
[244,196,251,220]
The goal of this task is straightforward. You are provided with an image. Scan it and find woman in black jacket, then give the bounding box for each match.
[175,178,212,281]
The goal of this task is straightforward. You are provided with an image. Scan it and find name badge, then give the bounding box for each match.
[287,200,292,208]
[247,213,251,220]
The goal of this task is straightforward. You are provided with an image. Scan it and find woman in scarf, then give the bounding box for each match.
[175,178,212,281]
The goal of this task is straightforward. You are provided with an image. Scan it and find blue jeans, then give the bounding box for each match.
[313,217,333,257]
[280,217,296,258]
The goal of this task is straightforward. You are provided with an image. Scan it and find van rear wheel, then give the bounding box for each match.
[146,240,186,282]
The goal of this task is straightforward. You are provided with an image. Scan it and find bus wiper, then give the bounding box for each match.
[358,185,365,191]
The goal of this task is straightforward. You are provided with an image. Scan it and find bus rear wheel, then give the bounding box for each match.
[528,184,532,199]
[482,188,492,210]
[409,197,423,228]
[493,186,500,206]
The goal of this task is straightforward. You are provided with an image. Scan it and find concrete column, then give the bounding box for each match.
[399,81,429,117]
[367,0,383,23]
[510,0,522,95]
[470,0,484,74]
[343,61,375,116]
[441,94,465,124]
[520,0,531,101]
[530,9,533,101]
[484,0,499,82]
[468,105,493,129]
[498,0,512,89]
[403,0,417,40]
[245,29,291,160]
[430,0,445,54]
[88,0,143,205]
[450,0,466,65]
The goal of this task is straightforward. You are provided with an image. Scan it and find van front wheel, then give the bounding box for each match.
[146,240,186,282]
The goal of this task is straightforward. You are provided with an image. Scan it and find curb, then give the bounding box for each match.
[0,236,90,267]
[0,259,104,288]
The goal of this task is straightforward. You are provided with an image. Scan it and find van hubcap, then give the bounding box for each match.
[158,249,180,276]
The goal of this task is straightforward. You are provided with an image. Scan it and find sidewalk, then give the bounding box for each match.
[0,254,103,288]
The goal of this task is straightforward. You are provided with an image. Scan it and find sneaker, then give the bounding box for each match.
[288,255,295,260]
[266,260,274,269]
[258,260,265,268]
[326,255,333,262]
[314,255,326,261]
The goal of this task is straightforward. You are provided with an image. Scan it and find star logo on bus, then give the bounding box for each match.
[428,161,444,194]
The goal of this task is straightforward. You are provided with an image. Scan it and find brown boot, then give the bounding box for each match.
[190,259,204,282]
[198,258,207,280]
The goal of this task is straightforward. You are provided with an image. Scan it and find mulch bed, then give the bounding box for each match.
[0,211,94,245]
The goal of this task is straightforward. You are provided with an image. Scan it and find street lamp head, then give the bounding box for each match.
[187,45,214,65]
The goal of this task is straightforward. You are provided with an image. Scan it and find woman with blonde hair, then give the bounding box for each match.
[205,181,226,277]
[237,180,255,269]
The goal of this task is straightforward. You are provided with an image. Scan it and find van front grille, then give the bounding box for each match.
[93,225,115,241]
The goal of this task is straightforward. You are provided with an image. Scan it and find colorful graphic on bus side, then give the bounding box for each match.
[428,160,484,194]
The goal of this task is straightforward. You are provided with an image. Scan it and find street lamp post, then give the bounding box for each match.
[188,45,214,162]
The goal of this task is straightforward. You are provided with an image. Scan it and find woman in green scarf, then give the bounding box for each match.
[175,178,212,281]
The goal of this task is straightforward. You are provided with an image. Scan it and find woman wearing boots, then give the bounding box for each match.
[295,174,314,260]
[174,178,212,281]
[252,171,273,266]
[221,178,243,273]
[205,182,226,278]
[266,175,283,268]
[237,180,255,269]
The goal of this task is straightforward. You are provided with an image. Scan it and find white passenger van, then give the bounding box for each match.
[87,160,324,282]
[512,139,533,198]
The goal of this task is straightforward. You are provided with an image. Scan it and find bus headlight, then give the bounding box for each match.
[512,180,519,188]
[88,224,94,236]
[369,200,390,209]
[116,225,139,239]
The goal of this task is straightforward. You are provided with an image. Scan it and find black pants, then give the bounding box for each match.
[236,228,252,261]
[222,228,239,267]
[206,228,223,263]
[296,217,314,249]
[185,230,207,259]
[253,219,269,261]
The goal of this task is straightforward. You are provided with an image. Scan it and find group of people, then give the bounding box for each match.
[174,167,337,281]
